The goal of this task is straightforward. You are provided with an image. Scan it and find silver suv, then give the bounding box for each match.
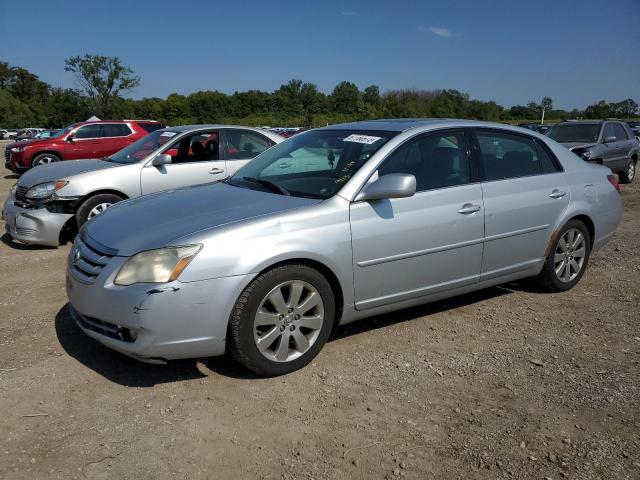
[546,120,639,183]
[2,125,283,246]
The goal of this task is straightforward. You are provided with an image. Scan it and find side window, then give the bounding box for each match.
[613,123,628,141]
[379,131,470,191]
[102,124,131,137]
[138,122,165,133]
[477,131,546,181]
[223,130,274,160]
[169,131,219,164]
[534,140,562,174]
[603,123,616,141]
[75,124,102,139]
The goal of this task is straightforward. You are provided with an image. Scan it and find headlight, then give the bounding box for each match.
[114,245,202,286]
[10,146,26,152]
[24,181,68,200]
[10,184,17,196]
[580,149,592,159]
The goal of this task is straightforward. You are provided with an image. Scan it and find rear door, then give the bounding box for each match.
[474,129,568,281]
[350,129,485,310]
[221,129,276,175]
[99,123,136,158]
[140,130,225,194]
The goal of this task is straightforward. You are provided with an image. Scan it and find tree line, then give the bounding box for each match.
[1,56,638,129]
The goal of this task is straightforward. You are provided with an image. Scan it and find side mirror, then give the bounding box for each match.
[603,136,616,143]
[151,153,172,166]
[355,173,416,202]
[67,133,76,142]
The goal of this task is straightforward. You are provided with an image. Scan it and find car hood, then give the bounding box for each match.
[83,183,322,256]
[558,142,597,150]
[17,159,119,188]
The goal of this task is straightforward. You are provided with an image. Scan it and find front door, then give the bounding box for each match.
[350,129,485,310]
[140,130,226,194]
[474,129,569,280]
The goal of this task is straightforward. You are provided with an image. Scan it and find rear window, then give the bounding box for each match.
[138,122,165,133]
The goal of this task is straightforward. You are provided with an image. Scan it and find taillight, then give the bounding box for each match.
[607,174,620,193]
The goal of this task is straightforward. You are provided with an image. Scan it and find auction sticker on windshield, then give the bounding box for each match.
[343,134,382,144]
[160,131,178,137]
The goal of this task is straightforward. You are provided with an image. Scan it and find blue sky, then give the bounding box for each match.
[2,0,639,109]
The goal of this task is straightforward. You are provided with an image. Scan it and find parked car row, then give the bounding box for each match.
[546,119,639,184]
[2,119,623,376]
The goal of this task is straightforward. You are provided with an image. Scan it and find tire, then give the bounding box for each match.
[228,264,335,376]
[75,194,124,227]
[31,153,60,168]
[618,159,636,184]
[532,219,591,292]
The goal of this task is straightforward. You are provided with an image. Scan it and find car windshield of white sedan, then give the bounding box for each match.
[107,130,178,164]
[546,124,600,143]
[229,130,397,199]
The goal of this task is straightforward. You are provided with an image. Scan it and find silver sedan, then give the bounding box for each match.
[2,125,283,246]
[65,119,623,376]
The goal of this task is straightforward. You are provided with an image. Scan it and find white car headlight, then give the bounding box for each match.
[114,245,202,286]
[10,146,26,152]
[24,181,68,200]
[10,183,17,197]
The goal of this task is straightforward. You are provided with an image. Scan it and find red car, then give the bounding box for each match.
[4,120,165,172]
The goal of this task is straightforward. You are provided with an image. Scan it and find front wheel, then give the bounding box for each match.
[618,159,636,184]
[228,264,335,376]
[75,193,124,228]
[31,153,60,168]
[532,220,591,292]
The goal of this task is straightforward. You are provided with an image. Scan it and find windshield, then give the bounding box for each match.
[229,129,398,199]
[547,124,600,143]
[108,130,180,164]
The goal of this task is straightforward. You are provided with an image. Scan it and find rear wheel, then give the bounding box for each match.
[618,159,636,184]
[75,194,124,227]
[31,153,60,168]
[532,219,591,292]
[228,264,335,376]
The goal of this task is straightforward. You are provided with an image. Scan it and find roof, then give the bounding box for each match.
[315,118,526,133]
[162,124,260,132]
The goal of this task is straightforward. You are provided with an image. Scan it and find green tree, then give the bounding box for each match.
[584,100,610,119]
[331,81,362,115]
[64,54,140,117]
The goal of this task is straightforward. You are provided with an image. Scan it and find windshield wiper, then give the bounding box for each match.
[242,177,290,196]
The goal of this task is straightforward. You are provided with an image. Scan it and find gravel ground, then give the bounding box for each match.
[0,142,638,479]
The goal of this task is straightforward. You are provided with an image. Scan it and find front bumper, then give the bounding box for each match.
[2,193,73,246]
[4,149,27,171]
[65,252,253,362]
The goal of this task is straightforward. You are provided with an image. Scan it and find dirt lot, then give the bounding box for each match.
[0,142,638,480]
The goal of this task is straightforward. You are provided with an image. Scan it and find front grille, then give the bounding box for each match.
[4,149,10,163]
[68,234,114,284]
[73,308,135,343]
[15,185,27,200]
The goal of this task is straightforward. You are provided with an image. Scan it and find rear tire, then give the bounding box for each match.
[618,159,636,184]
[31,153,60,168]
[76,194,124,228]
[532,219,591,292]
[228,264,335,376]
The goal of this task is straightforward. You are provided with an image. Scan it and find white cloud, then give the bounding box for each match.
[419,26,454,38]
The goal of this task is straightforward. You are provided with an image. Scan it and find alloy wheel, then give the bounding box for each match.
[628,162,635,180]
[87,202,113,219]
[253,280,324,362]
[34,156,57,166]
[554,228,586,283]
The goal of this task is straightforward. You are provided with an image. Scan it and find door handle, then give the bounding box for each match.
[549,189,566,199]
[457,203,481,214]
[208,167,224,174]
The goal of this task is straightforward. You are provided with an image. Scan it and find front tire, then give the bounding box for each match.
[31,153,60,168]
[228,264,335,376]
[618,159,636,184]
[533,220,591,292]
[75,194,124,228]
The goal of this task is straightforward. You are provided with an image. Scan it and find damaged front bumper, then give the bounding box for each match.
[65,250,252,362]
[2,191,76,246]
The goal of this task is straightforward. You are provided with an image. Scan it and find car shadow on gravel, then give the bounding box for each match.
[332,286,512,341]
[4,174,19,179]
[54,284,533,384]
[1,233,55,251]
